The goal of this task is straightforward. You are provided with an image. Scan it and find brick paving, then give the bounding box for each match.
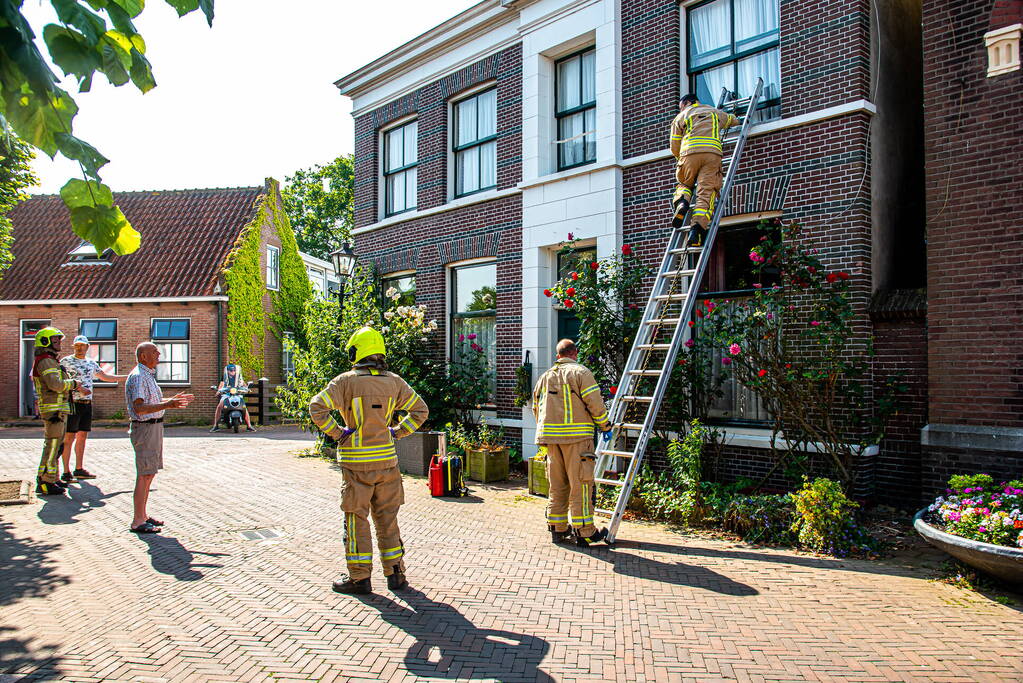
[0,426,1021,682]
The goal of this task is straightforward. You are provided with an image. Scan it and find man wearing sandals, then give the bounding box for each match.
[124,342,193,534]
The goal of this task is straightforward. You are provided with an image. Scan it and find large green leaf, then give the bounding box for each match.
[54,132,108,178]
[98,40,130,86]
[163,0,213,26]
[60,178,113,208]
[51,0,107,44]
[104,4,139,36]
[60,179,140,255]
[109,0,145,18]
[43,25,101,85]
[2,85,77,157]
[128,48,155,92]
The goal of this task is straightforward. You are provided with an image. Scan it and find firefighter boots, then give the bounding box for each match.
[36,477,67,496]
[549,525,572,544]
[685,225,707,248]
[332,575,372,595]
[575,527,611,547]
[387,566,408,591]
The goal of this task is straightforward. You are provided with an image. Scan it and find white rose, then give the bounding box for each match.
[384,311,394,320]
[385,287,398,298]
[381,327,390,334]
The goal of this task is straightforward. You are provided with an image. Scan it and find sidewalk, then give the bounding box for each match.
[0,426,1020,682]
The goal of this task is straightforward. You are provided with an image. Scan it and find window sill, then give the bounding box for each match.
[355,187,522,236]
[714,425,878,456]
[159,382,192,387]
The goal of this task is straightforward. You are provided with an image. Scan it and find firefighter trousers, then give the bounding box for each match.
[675,152,722,228]
[545,440,597,538]
[340,465,405,581]
[38,412,66,484]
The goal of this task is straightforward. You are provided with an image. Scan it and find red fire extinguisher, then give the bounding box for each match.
[429,456,445,497]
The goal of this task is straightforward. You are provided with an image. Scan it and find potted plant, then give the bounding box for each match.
[528,447,550,497]
[462,418,509,483]
[916,474,1023,584]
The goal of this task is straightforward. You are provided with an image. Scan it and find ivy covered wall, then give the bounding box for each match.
[222,178,311,378]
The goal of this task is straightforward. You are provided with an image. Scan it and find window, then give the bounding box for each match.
[697,222,780,424]
[267,245,280,290]
[687,0,781,120]
[65,242,113,265]
[450,262,497,397]
[381,273,416,307]
[555,247,597,350]
[453,89,497,197]
[21,320,50,339]
[79,319,117,377]
[151,319,190,383]
[307,266,326,298]
[555,48,597,170]
[384,120,418,215]
[282,332,296,378]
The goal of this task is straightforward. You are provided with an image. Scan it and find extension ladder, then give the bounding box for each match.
[592,79,765,543]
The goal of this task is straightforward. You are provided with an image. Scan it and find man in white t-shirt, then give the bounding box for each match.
[59,335,126,483]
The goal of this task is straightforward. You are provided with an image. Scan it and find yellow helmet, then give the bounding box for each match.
[346,326,386,364]
[34,327,65,349]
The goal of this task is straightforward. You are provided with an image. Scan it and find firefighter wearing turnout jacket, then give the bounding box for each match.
[309,327,428,595]
[532,339,613,546]
[670,93,740,247]
[32,328,87,496]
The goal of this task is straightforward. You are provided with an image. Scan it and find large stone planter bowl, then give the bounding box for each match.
[914,508,1023,585]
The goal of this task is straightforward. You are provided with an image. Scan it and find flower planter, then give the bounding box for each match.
[528,457,549,497]
[395,431,444,476]
[914,508,1023,585]
[466,447,509,483]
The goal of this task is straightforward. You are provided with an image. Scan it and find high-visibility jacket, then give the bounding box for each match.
[32,352,75,416]
[309,366,428,471]
[670,103,739,158]
[532,358,610,444]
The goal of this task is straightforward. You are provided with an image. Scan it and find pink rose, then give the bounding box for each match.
[721,357,732,366]
[685,339,695,348]
[467,333,477,340]
[728,343,741,356]
[810,321,820,327]
[458,334,465,342]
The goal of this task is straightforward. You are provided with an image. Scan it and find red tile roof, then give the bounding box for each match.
[0,186,264,301]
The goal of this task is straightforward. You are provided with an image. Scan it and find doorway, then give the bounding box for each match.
[20,320,49,417]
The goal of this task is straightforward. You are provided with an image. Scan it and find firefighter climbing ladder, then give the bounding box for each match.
[592,78,765,543]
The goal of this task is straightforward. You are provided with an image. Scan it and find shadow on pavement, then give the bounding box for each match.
[138,534,228,582]
[565,542,759,595]
[0,626,63,681]
[360,588,554,682]
[36,482,129,526]
[0,521,70,607]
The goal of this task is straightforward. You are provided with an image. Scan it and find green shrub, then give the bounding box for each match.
[789,477,877,556]
[723,494,797,545]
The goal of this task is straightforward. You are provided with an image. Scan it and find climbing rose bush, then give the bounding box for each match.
[927,474,1023,549]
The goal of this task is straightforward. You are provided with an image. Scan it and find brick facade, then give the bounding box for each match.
[921,0,1023,496]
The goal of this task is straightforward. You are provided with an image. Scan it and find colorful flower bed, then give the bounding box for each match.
[926,474,1023,549]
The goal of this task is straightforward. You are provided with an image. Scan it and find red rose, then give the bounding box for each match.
[622,244,632,256]
[826,273,838,283]
[696,309,704,318]
[705,300,715,311]
[609,386,618,396]
[566,287,576,296]
[571,271,579,280]
[688,321,695,328]
[581,295,588,300]
[785,363,792,369]
[567,232,574,241]
[807,266,816,274]
[544,289,553,297]
[838,271,850,280]
[590,262,599,271]
[757,369,768,377]
[565,299,575,308]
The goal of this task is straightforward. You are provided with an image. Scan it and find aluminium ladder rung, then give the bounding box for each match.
[661,269,697,279]
[654,293,688,302]
[595,477,624,487]
[627,369,662,376]
[668,246,704,256]
[644,318,681,325]
[614,423,645,431]
[620,395,653,403]
[601,449,635,458]
[637,344,671,351]
[595,507,616,517]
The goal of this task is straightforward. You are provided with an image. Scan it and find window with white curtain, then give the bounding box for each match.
[453,89,497,197]
[555,47,597,170]
[687,0,781,120]
[383,120,418,216]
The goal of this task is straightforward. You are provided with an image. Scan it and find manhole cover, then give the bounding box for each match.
[237,528,283,541]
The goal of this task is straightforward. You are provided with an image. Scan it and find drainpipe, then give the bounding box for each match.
[216,299,224,380]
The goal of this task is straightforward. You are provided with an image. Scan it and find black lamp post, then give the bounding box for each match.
[329,241,358,326]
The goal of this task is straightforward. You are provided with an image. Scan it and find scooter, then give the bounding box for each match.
[211,384,250,433]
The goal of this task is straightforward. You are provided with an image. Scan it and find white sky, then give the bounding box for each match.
[23,0,477,195]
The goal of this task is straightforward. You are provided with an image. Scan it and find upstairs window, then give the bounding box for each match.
[687,0,781,120]
[555,47,597,170]
[384,120,418,216]
[151,319,190,383]
[79,319,118,377]
[65,242,113,265]
[307,266,326,298]
[266,245,280,291]
[454,89,497,197]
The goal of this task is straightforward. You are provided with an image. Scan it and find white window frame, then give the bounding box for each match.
[380,269,416,306]
[307,265,326,298]
[266,244,281,291]
[150,317,191,385]
[77,317,118,385]
[447,258,498,402]
[19,319,50,418]
[554,46,598,171]
[452,86,498,199]
[382,118,419,217]
[282,331,296,378]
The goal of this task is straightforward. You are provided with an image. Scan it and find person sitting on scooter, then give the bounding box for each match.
[210,364,256,432]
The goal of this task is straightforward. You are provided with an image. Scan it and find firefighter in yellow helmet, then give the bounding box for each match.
[31,328,89,495]
[310,326,428,595]
[532,339,613,546]
[670,93,740,247]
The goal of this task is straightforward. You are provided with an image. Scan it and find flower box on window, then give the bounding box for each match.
[466,446,509,483]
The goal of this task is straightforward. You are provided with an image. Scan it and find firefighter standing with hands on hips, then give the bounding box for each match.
[32,328,89,496]
[670,93,740,247]
[533,339,613,546]
[310,326,428,595]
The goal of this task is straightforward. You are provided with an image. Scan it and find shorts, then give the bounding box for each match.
[129,422,164,475]
[66,401,93,433]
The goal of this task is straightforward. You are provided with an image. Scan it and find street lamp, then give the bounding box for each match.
[329,241,358,325]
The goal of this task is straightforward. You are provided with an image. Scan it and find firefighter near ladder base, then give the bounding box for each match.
[670,93,740,248]
[532,339,613,547]
[309,326,429,595]
[31,328,89,496]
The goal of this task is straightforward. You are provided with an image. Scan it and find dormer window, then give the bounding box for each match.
[65,242,113,265]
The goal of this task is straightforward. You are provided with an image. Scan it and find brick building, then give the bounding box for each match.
[0,180,307,423]
[919,1,1023,491]
[336,0,943,500]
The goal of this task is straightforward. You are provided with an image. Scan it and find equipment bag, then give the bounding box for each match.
[429,454,468,497]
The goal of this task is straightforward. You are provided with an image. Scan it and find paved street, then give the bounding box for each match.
[1,426,1021,682]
